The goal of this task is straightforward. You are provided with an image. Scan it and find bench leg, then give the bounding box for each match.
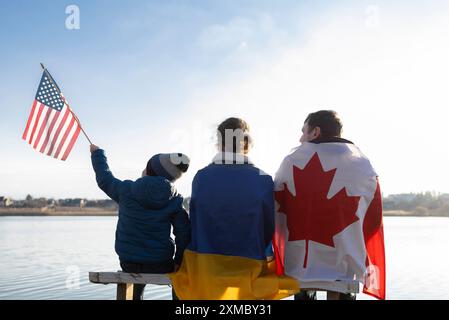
[326,291,356,300]
[326,291,340,300]
[116,283,134,300]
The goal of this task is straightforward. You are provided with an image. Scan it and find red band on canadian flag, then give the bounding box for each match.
[363,180,386,300]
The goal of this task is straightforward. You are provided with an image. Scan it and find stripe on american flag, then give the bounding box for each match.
[28,103,44,146]
[49,108,74,157]
[22,100,38,141]
[38,109,60,153]
[46,107,70,156]
[22,101,80,161]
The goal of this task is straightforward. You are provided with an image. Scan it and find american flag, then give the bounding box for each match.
[22,70,81,161]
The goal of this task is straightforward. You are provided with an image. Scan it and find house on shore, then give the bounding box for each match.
[0,196,14,207]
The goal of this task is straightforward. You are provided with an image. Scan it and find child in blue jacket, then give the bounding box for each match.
[90,144,191,300]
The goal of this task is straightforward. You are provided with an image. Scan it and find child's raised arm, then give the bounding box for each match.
[90,145,123,203]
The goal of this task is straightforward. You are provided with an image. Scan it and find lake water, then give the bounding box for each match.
[0,216,448,300]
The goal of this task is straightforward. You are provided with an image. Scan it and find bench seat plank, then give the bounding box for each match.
[89,272,171,285]
[300,280,360,294]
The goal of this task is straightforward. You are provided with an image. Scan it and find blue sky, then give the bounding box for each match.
[2,1,449,199]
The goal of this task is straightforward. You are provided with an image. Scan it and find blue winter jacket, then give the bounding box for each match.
[91,149,190,265]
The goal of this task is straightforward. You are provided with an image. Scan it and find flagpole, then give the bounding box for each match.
[39,63,93,145]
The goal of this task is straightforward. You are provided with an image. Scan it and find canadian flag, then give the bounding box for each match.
[273,142,386,300]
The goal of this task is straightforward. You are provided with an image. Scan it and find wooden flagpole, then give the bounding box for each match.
[39,63,93,145]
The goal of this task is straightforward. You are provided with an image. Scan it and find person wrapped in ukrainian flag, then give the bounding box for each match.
[169,117,299,300]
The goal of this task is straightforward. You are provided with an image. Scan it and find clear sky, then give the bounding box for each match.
[1,0,449,199]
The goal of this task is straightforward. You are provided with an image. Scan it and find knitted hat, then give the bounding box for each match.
[147,153,190,181]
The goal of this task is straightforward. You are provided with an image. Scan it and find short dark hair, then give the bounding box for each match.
[305,110,342,138]
[217,117,252,153]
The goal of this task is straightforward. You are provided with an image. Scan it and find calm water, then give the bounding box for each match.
[0,216,448,300]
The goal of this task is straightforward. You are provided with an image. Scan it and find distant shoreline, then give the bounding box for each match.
[0,208,447,217]
[0,208,117,216]
[383,210,449,217]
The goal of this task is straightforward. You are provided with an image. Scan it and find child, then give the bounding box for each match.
[90,144,191,300]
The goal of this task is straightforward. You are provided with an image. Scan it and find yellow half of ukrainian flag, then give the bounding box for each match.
[169,249,299,300]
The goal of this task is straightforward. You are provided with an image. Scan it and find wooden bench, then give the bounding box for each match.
[89,271,172,300]
[89,271,359,300]
[300,280,360,300]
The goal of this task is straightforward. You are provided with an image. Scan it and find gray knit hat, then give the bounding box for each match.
[147,153,190,181]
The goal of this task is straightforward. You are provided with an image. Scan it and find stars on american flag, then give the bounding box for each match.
[35,75,65,111]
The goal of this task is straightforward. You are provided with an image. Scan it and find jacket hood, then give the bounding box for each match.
[130,176,177,209]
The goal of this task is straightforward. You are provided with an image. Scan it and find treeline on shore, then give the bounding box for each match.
[383,192,449,216]
[1,192,449,217]
[0,195,117,210]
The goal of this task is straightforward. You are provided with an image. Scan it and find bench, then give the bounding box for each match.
[89,271,359,300]
[300,280,360,300]
[89,271,172,300]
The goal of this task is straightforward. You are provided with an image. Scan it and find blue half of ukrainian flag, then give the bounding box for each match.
[169,161,299,300]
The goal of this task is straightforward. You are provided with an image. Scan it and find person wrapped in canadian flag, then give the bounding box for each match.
[273,110,386,300]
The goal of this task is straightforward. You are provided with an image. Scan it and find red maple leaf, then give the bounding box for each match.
[275,153,361,268]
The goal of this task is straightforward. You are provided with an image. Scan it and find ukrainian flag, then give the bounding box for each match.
[169,248,299,300]
[169,157,300,300]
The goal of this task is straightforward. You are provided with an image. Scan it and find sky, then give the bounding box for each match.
[1,0,449,199]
